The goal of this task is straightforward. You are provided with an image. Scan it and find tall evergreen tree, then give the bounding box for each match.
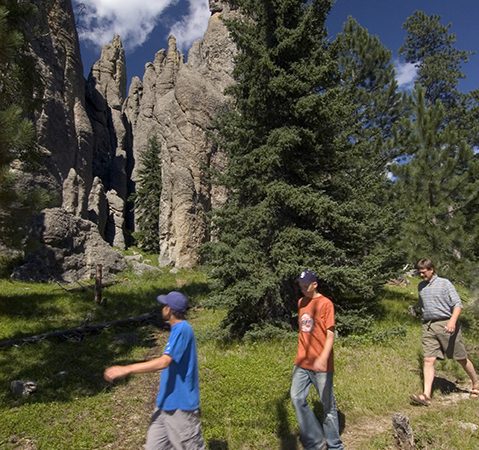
[331,16,406,281]
[205,0,400,337]
[393,11,479,281]
[0,0,39,250]
[133,136,162,253]
[391,87,479,282]
[400,11,479,151]
[0,2,36,183]
[400,10,470,108]
[333,17,402,142]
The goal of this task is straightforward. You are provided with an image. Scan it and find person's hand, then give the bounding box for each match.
[444,321,456,334]
[104,365,129,382]
[313,356,328,372]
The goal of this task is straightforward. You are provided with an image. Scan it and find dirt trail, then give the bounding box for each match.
[341,391,472,449]
[103,333,166,450]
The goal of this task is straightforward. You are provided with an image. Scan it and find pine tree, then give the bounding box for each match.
[400,10,470,108]
[204,0,400,338]
[333,17,402,142]
[392,11,479,282]
[391,87,479,282]
[0,1,39,250]
[133,136,162,253]
[0,3,35,182]
[400,11,479,152]
[331,16,406,284]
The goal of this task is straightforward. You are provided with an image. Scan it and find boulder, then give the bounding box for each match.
[10,380,37,397]
[12,208,126,282]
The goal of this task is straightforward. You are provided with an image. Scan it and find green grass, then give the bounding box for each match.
[1,274,479,449]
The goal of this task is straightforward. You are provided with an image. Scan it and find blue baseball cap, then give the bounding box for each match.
[297,269,318,285]
[156,291,188,312]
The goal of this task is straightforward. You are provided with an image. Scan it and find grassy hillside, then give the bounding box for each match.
[0,271,478,449]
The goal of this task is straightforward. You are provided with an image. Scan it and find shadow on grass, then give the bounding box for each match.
[276,392,298,450]
[414,350,469,396]
[208,440,229,449]
[0,275,211,407]
[433,376,466,395]
[0,323,164,407]
[1,277,210,342]
[0,290,80,320]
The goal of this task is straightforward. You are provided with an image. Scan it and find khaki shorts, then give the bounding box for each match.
[145,409,205,450]
[422,319,468,360]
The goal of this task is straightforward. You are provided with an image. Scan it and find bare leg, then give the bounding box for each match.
[457,358,479,390]
[423,356,436,398]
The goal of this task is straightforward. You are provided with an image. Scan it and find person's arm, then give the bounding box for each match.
[313,328,334,372]
[445,280,463,334]
[445,306,461,334]
[104,354,173,382]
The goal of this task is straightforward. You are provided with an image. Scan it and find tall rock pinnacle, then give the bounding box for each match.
[124,4,238,267]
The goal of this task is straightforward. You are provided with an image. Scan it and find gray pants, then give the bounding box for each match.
[145,409,205,450]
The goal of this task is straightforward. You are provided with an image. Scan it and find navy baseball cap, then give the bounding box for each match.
[297,270,318,285]
[156,291,188,313]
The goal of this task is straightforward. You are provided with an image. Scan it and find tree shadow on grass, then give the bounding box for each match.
[0,273,211,408]
[0,322,164,407]
[208,440,229,450]
[0,276,210,343]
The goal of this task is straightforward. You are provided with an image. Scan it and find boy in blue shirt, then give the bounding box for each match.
[104,291,205,449]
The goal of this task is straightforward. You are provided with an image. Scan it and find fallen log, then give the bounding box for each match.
[0,312,165,349]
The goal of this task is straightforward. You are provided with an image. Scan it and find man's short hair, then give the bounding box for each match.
[416,258,435,271]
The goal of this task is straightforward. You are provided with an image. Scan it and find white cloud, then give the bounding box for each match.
[394,60,418,90]
[74,0,177,50]
[169,0,210,51]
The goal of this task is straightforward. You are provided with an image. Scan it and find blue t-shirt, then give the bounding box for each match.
[156,320,200,411]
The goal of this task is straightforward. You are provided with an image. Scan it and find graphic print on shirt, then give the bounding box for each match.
[300,313,314,332]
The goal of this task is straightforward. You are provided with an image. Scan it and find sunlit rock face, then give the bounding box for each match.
[124,3,237,267]
[19,0,239,279]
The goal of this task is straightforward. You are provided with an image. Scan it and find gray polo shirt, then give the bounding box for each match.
[418,274,463,321]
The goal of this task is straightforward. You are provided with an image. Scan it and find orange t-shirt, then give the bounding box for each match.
[294,294,335,372]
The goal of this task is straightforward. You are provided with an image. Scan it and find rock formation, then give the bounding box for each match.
[23,1,133,252]
[85,35,132,249]
[13,208,126,282]
[11,0,130,281]
[124,1,237,267]
[27,0,94,216]
[9,0,238,280]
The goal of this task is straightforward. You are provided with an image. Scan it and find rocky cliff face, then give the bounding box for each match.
[85,35,132,249]
[12,0,130,281]
[27,0,94,216]
[25,1,133,251]
[15,0,237,279]
[124,1,237,268]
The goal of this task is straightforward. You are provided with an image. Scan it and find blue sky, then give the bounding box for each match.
[74,0,479,94]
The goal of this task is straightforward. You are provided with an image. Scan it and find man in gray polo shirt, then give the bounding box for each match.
[410,258,479,406]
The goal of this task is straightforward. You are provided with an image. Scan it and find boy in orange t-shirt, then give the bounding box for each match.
[290,270,343,450]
